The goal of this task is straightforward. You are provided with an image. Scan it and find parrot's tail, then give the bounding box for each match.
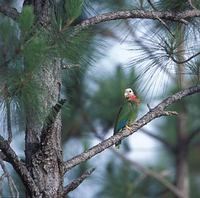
[115,140,121,149]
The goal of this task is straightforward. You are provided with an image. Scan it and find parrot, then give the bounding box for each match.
[113,88,140,148]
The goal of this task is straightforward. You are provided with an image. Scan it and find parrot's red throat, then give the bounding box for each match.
[128,95,140,105]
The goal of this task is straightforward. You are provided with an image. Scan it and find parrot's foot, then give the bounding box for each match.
[125,125,132,130]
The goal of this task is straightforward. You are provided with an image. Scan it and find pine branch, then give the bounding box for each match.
[63,168,95,195]
[0,4,19,20]
[0,135,39,196]
[63,85,200,173]
[76,9,200,30]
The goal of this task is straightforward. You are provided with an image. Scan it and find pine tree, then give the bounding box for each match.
[0,1,200,197]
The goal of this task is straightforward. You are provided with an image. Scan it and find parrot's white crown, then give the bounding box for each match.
[124,88,134,98]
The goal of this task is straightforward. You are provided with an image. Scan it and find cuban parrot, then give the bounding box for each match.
[114,88,140,148]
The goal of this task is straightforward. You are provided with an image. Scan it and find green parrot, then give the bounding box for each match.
[114,88,140,148]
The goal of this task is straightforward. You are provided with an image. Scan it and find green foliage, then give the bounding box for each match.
[4,67,43,116]
[55,29,100,65]
[0,15,49,126]
[18,6,35,34]
[65,0,83,24]
[22,35,49,72]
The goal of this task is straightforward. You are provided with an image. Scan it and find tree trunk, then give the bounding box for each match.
[24,1,64,197]
[25,60,63,197]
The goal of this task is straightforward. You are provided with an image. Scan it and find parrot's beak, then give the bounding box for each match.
[124,92,129,98]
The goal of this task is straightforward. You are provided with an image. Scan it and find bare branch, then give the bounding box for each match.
[155,16,175,37]
[63,85,200,173]
[113,150,183,198]
[141,128,176,154]
[77,10,200,30]
[63,168,95,195]
[0,4,19,20]
[0,135,39,196]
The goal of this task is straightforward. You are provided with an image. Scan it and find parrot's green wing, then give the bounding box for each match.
[114,101,138,147]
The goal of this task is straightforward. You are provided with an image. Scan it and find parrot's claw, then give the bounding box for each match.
[125,125,132,130]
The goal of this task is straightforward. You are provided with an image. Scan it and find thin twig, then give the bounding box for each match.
[63,168,95,195]
[170,51,200,64]
[156,16,175,37]
[146,0,174,37]
[147,0,158,11]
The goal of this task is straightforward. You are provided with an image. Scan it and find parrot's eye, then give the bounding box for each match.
[129,90,132,93]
